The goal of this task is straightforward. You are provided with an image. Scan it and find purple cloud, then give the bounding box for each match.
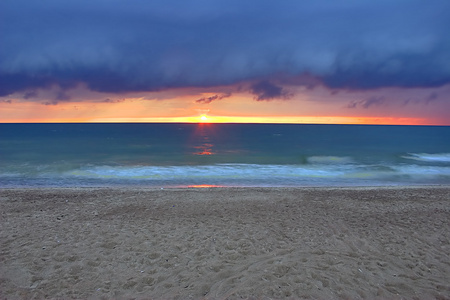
[250,81,291,101]
[195,93,231,104]
[348,96,385,109]
[1,0,449,97]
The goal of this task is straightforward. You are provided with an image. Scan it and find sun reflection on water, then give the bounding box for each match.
[191,123,216,156]
[193,143,214,155]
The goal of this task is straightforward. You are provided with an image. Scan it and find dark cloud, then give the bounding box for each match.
[23,90,38,99]
[403,91,443,106]
[426,92,439,104]
[196,95,219,104]
[195,93,231,104]
[348,96,385,109]
[42,100,59,106]
[55,91,71,101]
[1,0,450,97]
[250,81,291,101]
[102,98,125,103]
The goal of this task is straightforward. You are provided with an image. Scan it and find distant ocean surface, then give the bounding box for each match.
[1,123,449,188]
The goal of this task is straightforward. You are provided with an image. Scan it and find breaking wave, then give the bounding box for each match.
[403,153,450,163]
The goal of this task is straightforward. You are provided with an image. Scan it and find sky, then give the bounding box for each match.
[1,0,450,124]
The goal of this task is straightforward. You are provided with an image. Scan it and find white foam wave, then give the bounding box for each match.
[67,164,350,180]
[64,162,450,182]
[403,153,450,163]
[3,162,448,188]
[393,165,450,176]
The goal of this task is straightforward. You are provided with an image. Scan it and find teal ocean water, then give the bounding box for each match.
[1,123,449,187]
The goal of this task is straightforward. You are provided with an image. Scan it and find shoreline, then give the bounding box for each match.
[1,186,449,299]
[1,183,449,190]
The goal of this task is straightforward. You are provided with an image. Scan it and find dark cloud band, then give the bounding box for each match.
[1,0,450,97]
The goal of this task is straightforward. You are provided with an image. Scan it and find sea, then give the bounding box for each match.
[1,123,449,188]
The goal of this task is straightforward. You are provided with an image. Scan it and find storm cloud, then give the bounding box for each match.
[250,81,291,101]
[1,0,450,97]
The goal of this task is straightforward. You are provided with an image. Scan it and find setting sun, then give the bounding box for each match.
[200,115,208,122]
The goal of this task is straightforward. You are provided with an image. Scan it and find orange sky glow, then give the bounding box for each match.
[1,84,449,125]
[2,1,450,127]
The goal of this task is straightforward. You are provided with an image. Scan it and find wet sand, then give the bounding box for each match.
[1,186,449,299]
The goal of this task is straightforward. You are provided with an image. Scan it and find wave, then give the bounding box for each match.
[67,164,348,180]
[62,163,450,183]
[403,153,450,163]
[307,156,354,164]
[2,157,450,187]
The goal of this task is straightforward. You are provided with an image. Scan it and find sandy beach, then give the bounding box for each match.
[1,186,449,299]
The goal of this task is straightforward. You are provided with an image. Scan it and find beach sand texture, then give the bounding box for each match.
[1,187,449,299]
